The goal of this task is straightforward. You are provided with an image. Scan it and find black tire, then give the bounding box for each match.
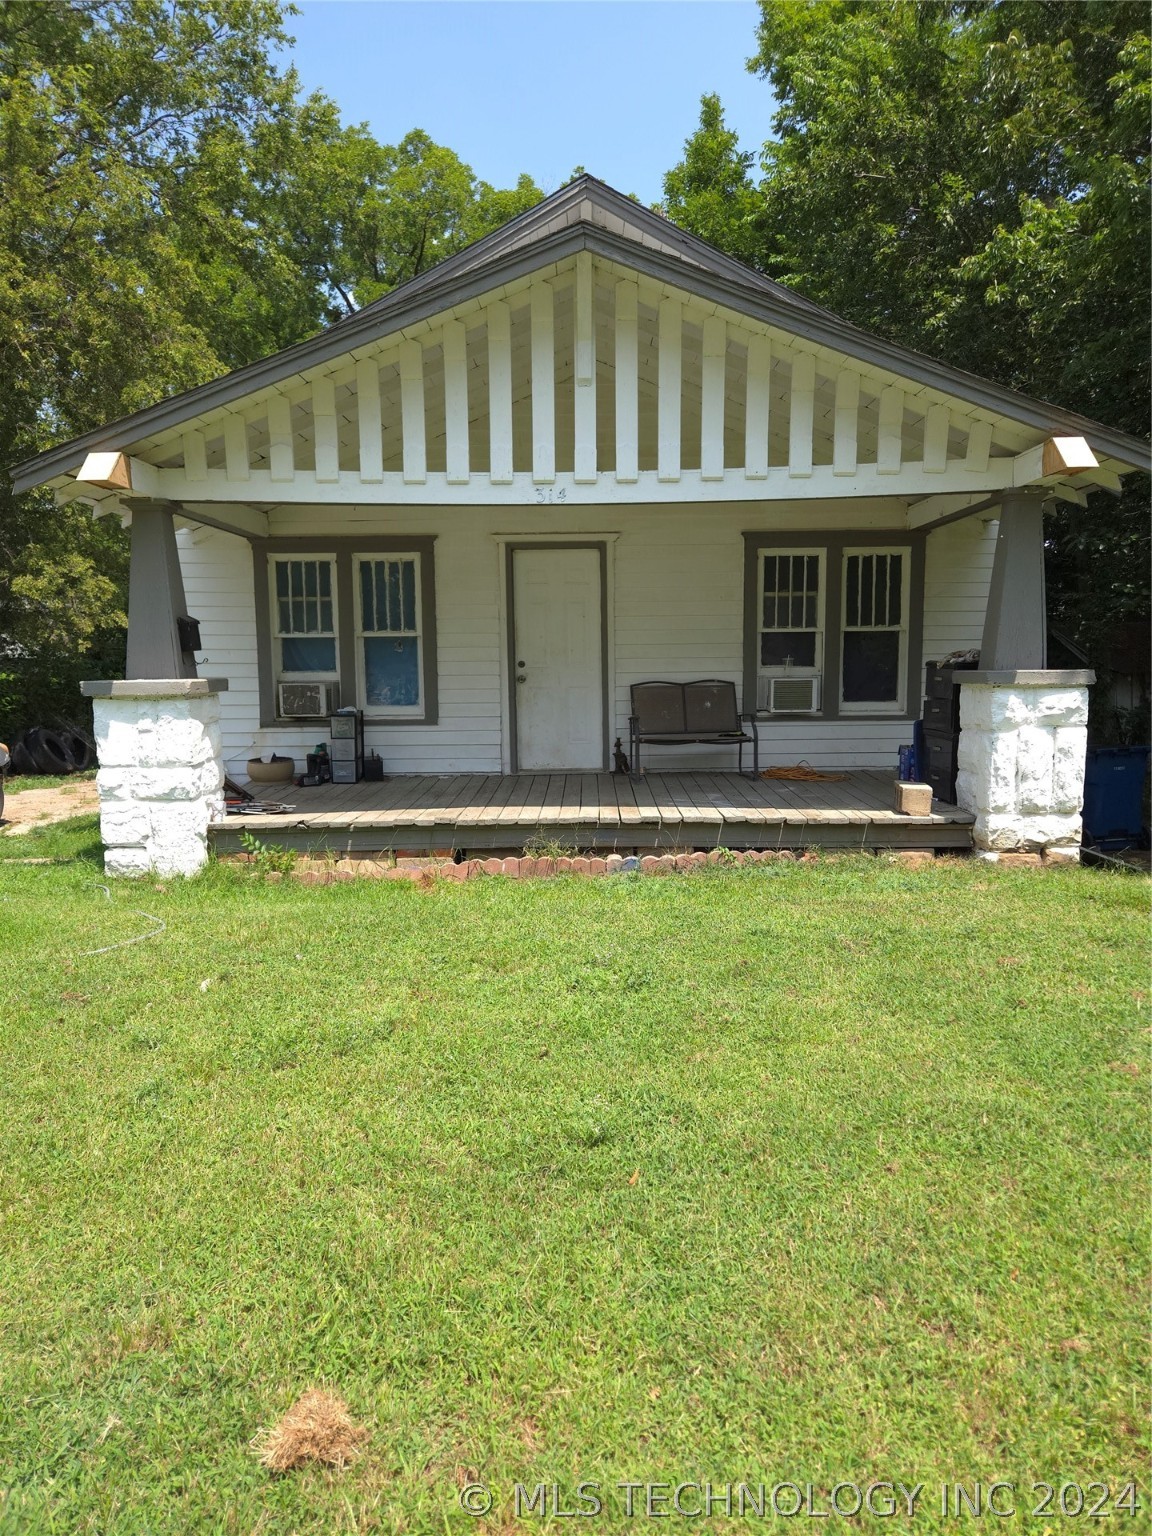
[9,736,37,776]
[57,726,96,772]
[25,727,74,775]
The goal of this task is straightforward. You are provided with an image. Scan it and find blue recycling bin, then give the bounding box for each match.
[1081,746,1151,847]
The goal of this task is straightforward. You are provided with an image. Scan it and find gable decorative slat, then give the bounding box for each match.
[743,334,770,480]
[442,319,470,484]
[530,282,555,483]
[399,339,426,484]
[924,403,951,473]
[657,296,681,482]
[614,277,639,484]
[355,359,383,483]
[183,429,208,483]
[833,370,860,476]
[788,353,815,478]
[486,300,514,485]
[312,375,339,483]
[266,394,295,482]
[223,415,249,481]
[965,418,993,472]
[700,316,726,482]
[573,252,597,483]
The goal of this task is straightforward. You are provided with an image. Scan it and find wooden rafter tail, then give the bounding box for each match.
[1042,435,1099,476]
[77,450,132,491]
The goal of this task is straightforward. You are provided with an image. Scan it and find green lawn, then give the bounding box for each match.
[0,848,1147,1533]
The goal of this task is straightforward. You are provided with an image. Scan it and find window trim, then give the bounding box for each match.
[270,554,340,684]
[757,547,827,690]
[839,545,911,715]
[742,529,924,722]
[353,552,425,716]
[254,536,437,726]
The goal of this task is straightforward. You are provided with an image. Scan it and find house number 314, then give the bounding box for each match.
[533,486,568,504]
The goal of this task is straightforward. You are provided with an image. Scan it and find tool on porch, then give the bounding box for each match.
[329,709,364,783]
[363,749,385,781]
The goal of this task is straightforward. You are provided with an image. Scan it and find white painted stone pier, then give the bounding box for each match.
[82,679,227,877]
[956,669,1093,860]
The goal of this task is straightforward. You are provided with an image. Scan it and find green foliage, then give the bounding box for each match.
[0,1,542,731]
[659,94,766,267]
[663,1,1150,660]
[0,859,1146,1527]
[236,827,297,876]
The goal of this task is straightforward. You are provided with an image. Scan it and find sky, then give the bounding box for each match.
[283,1,776,204]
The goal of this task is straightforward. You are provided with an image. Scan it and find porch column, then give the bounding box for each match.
[83,502,227,877]
[124,499,199,678]
[956,490,1093,860]
[978,488,1047,670]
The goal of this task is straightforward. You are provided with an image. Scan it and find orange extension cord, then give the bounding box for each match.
[759,763,849,783]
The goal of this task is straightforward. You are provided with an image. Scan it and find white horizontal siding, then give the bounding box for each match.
[176,499,997,776]
[921,517,997,680]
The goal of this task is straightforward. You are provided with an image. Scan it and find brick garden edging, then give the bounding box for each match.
[223,846,1065,884]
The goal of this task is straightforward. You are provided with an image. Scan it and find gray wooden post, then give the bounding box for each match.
[979,488,1048,670]
[124,500,198,679]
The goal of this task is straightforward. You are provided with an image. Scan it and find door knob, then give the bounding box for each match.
[516,675,526,684]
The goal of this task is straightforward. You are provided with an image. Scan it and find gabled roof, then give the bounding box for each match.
[10,174,1150,492]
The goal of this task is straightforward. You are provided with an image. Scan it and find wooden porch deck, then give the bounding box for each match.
[211,769,973,855]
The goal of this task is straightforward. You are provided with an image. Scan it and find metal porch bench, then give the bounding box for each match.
[629,680,759,779]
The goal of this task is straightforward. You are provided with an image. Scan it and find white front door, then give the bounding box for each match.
[513,547,604,770]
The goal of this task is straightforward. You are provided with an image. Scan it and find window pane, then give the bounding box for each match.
[276,563,289,601]
[319,562,331,600]
[278,599,291,632]
[386,562,402,631]
[805,595,817,627]
[806,555,818,593]
[304,562,317,599]
[763,555,777,596]
[360,561,375,631]
[282,636,336,672]
[401,559,416,630]
[364,636,420,706]
[887,555,902,624]
[761,632,817,667]
[842,631,900,702]
[845,555,860,627]
[320,598,333,632]
[874,556,888,627]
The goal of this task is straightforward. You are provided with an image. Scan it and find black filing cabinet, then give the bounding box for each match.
[329,709,364,784]
[921,664,962,804]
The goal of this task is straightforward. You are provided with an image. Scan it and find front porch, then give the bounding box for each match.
[211,767,974,856]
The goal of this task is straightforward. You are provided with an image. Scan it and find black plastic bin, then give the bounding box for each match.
[1082,745,1150,848]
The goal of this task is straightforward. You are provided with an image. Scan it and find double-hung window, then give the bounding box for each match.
[272,557,338,681]
[746,535,917,718]
[262,540,437,724]
[758,549,824,709]
[840,548,909,712]
[355,554,423,712]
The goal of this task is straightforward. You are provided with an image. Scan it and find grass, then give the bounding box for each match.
[2,769,97,795]
[0,813,103,863]
[0,854,1147,1533]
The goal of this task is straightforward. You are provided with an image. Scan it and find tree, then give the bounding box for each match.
[660,94,765,267]
[0,1,542,737]
[662,2,1150,685]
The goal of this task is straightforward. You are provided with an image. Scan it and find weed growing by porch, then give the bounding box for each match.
[0,857,1147,1532]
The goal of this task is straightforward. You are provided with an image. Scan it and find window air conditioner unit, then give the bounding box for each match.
[763,676,821,714]
[278,681,339,718]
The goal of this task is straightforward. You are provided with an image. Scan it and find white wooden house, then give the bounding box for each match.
[11,178,1149,872]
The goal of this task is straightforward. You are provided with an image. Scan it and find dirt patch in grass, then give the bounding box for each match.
[251,1389,367,1472]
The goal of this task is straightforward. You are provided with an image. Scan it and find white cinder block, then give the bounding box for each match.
[103,846,153,878]
[1015,726,1055,813]
[1051,725,1088,814]
[99,801,150,846]
[959,681,1090,854]
[91,689,223,876]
